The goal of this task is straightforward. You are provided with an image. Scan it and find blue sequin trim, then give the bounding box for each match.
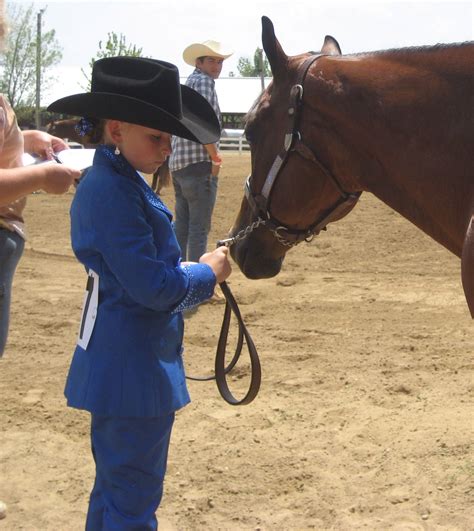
[98,145,173,218]
[172,264,216,314]
[137,172,173,217]
[100,145,131,174]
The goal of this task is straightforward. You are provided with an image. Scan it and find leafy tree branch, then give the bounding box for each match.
[81,32,144,90]
[0,4,62,109]
[237,47,271,77]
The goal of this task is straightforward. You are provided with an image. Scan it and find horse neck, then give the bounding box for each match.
[306,46,474,257]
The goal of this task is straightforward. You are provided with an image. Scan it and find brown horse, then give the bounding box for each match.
[46,118,97,147]
[229,16,474,317]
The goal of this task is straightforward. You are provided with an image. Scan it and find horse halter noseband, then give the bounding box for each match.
[238,53,361,248]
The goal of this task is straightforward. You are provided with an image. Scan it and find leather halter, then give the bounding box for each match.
[244,54,361,247]
[195,55,362,407]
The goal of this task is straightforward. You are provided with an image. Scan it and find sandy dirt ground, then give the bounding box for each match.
[0,152,472,530]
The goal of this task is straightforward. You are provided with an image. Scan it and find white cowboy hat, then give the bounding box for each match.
[183,40,233,67]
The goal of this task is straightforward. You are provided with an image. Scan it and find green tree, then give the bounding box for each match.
[81,32,144,90]
[237,47,271,77]
[0,4,62,109]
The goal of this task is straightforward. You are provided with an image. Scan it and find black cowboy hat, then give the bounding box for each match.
[47,56,220,144]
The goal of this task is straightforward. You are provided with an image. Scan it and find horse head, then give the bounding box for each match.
[229,16,358,279]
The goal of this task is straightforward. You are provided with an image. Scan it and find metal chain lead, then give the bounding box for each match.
[217,217,268,248]
[218,218,306,249]
[270,226,300,248]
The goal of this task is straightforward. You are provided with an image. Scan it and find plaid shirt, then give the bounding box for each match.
[169,68,221,172]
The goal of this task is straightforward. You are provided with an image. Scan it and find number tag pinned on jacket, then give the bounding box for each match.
[77,269,99,350]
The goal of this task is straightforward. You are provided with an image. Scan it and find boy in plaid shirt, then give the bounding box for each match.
[169,40,233,261]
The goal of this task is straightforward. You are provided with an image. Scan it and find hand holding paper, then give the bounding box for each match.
[22,130,69,160]
[22,149,96,172]
[40,163,82,194]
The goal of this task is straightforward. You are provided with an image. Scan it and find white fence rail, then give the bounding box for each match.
[219,136,249,153]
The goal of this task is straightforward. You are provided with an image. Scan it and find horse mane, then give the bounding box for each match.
[347,41,473,59]
[243,102,258,128]
[243,94,265,128]
[242,40,473,128]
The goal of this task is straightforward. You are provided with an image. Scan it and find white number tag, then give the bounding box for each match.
[77,269,99,350]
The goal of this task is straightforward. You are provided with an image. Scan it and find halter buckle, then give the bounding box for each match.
[284,132,294,151]
[284,130,302,152]
[290,84,304,103]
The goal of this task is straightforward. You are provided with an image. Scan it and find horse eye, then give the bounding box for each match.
[245,129,254,144]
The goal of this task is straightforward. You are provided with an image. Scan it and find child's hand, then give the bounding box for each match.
[199,246,232,284]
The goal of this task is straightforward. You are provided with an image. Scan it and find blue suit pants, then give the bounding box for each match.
[86,413,175,531]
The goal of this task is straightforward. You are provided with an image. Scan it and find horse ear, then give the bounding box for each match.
[261,16,288,79]
[321,35,342,56]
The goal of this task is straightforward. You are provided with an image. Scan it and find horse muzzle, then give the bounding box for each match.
[230,234,284,279]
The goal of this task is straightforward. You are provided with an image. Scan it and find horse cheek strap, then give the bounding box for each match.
[461,213,474,318]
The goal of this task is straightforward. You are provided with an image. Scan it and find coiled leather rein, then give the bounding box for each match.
[186,242,261,406]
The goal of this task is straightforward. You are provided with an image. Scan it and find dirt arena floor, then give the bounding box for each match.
[0,152,472,530]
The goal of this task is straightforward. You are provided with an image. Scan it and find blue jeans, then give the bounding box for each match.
[172,161,218,262]
[0,228,24,358]
[86,413,175,531]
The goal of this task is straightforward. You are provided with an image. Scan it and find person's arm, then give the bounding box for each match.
[204,143,220,161]
[79,175,218,312]
[204,143,222,176]
[0,164,80,206]
[22,130,69,160]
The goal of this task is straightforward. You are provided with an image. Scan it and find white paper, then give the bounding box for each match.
[56,149,95,170]
[77,269,99,350]
[21,152,38,166]
[21,149,95,171]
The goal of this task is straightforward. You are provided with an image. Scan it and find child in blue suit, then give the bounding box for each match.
[48,56,231,530]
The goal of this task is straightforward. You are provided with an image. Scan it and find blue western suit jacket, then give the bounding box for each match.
[65,146,215,417]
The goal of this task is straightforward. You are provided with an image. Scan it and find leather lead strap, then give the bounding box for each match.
[214,281,261,405]
[185,280,261,406]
